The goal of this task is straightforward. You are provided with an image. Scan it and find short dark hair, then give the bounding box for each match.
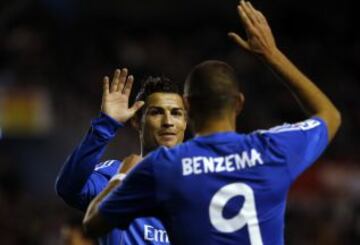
[185,60,240,119]
[134,76,182,118]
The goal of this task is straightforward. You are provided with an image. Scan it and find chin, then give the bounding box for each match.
[163,143,175,148]
[160,141,177,148]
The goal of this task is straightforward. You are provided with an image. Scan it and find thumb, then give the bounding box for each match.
[228,32,249,50]
[130,101,145,114]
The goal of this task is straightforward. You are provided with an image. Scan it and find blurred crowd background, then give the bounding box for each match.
[0,0,359,244]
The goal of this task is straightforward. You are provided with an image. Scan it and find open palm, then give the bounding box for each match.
[228,0,277,59]
[101,68,144,123]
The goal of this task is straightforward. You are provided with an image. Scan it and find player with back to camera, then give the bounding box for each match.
[83,1,341,244]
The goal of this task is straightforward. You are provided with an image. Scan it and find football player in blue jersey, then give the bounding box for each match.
[83,1,341,244]
[55,69,187,245]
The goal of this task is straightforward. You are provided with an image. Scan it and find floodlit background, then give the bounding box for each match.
[0,0,359,244]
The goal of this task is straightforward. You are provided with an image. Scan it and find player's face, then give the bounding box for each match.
[140,92,186,152]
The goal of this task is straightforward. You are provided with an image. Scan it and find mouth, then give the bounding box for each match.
[159,132,177,140]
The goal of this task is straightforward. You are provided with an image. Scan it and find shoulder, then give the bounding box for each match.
[252,117,324,136]
[94,160,121,178]
[142,145,185,168]
[155,144,188,159]
[247,117,327,152]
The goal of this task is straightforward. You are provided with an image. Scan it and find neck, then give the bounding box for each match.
[140,139,158,156]
[194,112,237,136]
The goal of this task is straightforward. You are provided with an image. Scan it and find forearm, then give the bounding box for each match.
[83,177,123,237]
[230,1,341,140]
[85,158,138,216]
[55,113,122,199]
[264,49,341,140]
[85,178,120,222]
[55,133,109,197]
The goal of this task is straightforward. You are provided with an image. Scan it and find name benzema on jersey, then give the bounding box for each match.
[182,149,264,176]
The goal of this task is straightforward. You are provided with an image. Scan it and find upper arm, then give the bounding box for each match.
[58,161,119,211]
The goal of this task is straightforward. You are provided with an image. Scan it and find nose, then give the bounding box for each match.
[162,111,174,128]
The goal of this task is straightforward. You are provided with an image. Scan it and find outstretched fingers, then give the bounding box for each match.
[241,1,259,26]
[110,69,121,92]
[116,68,128,92]
[248,2,268,26]
[239,2,259,36]
[244,1,262,25]
[103,76,110,96]
[106,68,132,94]
[122,74,134,96]
[130,101,145,114]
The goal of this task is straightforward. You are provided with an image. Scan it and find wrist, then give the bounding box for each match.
[263,48,284,65]
[100,112,125,126]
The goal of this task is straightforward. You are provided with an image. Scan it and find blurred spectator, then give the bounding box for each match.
[60,215,97,245]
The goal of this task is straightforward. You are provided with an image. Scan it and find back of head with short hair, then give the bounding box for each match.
[184,60,240,119]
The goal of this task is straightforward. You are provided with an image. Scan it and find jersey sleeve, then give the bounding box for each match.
[257,117,328,180]
[98,153,159,229]
[55,112,123,211]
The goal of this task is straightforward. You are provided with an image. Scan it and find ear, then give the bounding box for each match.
[235,92,245,115]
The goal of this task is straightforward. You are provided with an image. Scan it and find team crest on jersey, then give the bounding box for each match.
[258,118,321,134]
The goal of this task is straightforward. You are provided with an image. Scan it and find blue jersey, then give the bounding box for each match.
[55,113,170,245]
[99,117,328,245]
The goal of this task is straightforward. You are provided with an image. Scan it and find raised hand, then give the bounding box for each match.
[228,0,278,59]
[101,68,144,123]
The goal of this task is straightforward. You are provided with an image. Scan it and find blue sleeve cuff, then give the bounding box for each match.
[90,112,125,141]
[310,116,329,144]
